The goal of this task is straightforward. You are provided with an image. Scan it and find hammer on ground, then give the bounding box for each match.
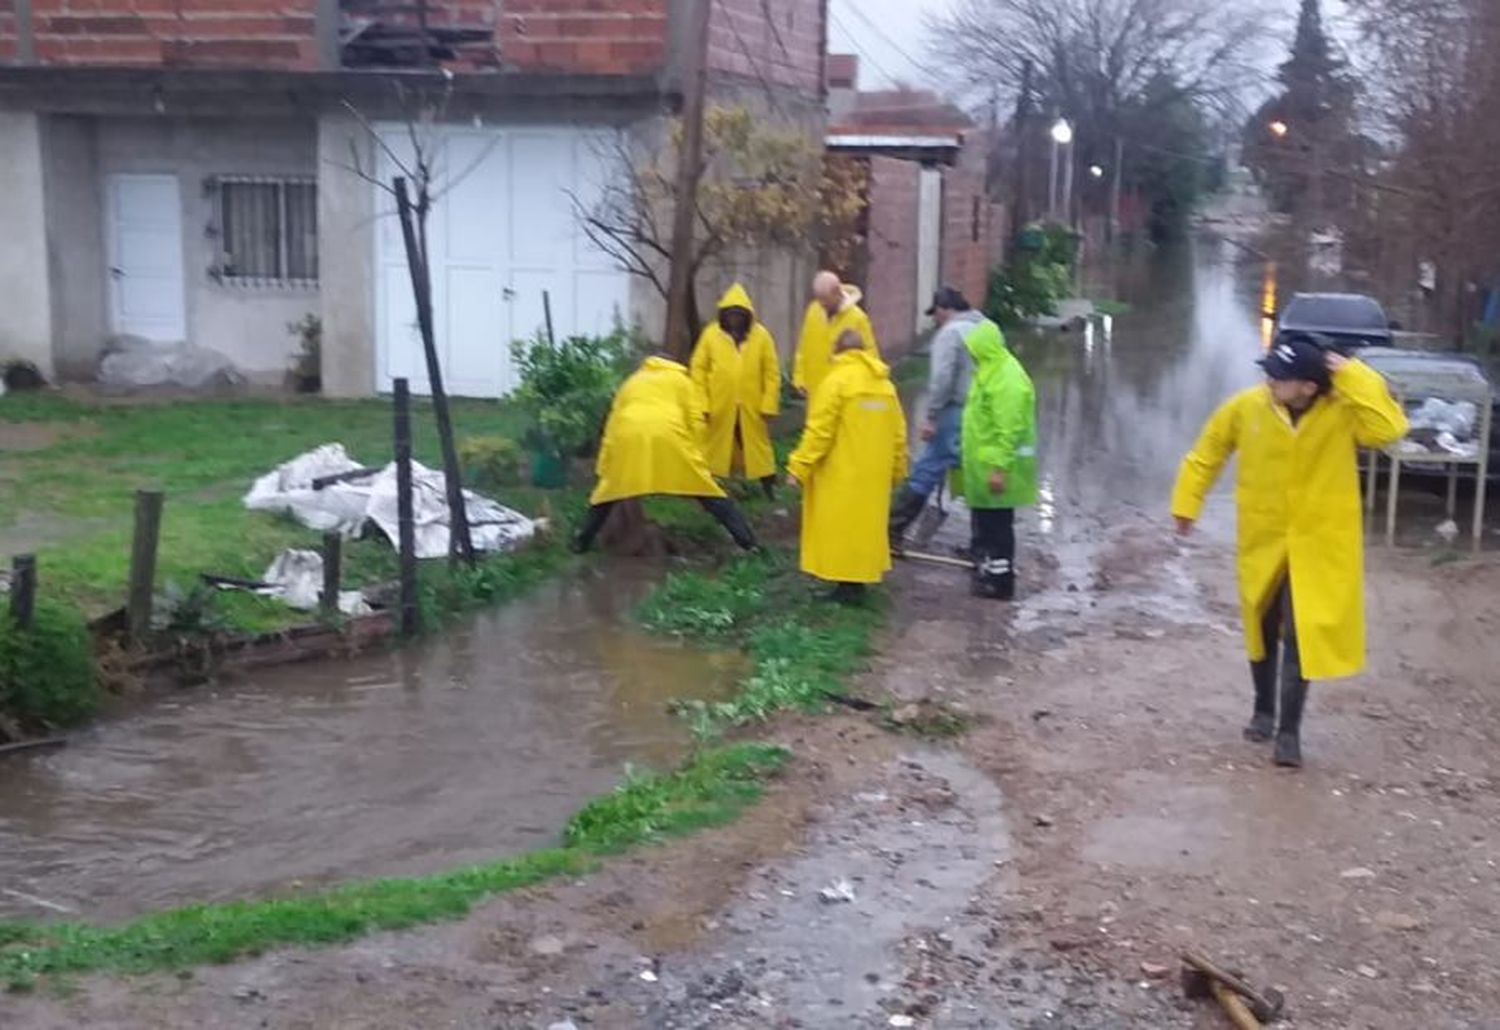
[1180,949,1285,1028]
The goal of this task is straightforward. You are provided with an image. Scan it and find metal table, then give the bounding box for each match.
[1360,349,1493,549]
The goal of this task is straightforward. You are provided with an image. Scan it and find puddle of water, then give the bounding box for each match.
[0,566,739,922]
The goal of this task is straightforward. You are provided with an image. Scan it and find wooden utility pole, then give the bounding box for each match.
[663,0,712,360]
[393,175,476,568]
[1011,60,1034,243]
[1109,136,1124,243]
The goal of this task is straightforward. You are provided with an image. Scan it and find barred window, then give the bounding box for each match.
[215,177,318,286]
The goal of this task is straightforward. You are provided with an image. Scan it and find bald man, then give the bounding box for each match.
[792,271,879,398]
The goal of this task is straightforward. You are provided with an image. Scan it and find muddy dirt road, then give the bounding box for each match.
[8,241,1500,1028]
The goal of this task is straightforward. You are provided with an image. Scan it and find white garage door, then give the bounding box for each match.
[374,125,630,398]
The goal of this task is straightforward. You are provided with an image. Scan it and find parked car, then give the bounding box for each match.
[1274,292,1397,352]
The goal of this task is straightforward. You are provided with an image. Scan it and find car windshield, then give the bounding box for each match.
[1282,296,1387,331]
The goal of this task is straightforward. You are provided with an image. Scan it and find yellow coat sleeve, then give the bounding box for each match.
[788,375,842,482]
[792,305,819,391]
[760,330,782,417]
[1171,394,1243,521]
[855,308,879,356]
[891,393,910,486]
[1333,360,1410,448]
[689,328,713,405]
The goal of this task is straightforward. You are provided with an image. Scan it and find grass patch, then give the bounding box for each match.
[0,394,541,628]
[640,550,880,734]
[0,742,786,987]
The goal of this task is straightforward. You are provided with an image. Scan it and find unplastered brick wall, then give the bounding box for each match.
[707,0,821,96]
[861,154,920,360]
[1,0,18,62]
[499,0,668,73]
[28,0,319,69]
[941,164,995,307]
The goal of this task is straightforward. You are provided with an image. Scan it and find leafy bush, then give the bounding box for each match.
[458,435,524,491]
[0,600,98,732]
[985,260,1072,327]
[511,327,639,459]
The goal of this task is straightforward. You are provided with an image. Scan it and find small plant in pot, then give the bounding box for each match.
[286,314,322,394]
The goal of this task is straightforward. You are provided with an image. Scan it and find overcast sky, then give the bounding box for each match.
[827,0,1359,93]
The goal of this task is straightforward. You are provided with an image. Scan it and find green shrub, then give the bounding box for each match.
[985,260,1071,326]
[511,327,640,459]
[458,435,524,491]
[0,600,98,732]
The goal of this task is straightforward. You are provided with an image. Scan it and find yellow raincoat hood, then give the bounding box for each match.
[717,282,756,317]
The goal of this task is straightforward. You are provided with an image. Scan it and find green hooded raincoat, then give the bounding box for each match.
[956,319,1039,510]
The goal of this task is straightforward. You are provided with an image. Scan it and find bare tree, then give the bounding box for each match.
[341,81,481,566]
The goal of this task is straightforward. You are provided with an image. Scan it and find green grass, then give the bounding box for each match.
[0,742,786,988]
[0,394,546,628]
[640,550,880,734]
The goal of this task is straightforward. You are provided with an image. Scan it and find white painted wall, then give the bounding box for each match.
[0,112,55,376]
[916,166,943,335]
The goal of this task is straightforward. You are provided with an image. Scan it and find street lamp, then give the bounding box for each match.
[1269,120,1289,139]
[1089,164,1105,179]
[1049,119,1075,221]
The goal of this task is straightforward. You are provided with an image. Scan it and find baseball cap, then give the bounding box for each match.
[925,286,970,316]
[1259,333,1331,386]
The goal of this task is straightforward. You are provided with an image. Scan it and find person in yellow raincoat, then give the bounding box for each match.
[792,270,879,398]
[690,283,782,499]
[786,328,908,603]
[1171,334,1408,768]
[573,353,759,554]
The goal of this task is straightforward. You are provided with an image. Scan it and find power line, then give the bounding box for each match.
[828,6,896,85]
[838,1,945,85]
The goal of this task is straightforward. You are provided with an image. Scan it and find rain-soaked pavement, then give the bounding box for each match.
[0,568,738,922]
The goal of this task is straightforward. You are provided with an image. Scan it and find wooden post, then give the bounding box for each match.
[10,554,36,630]
[393,175,476,568]
[663,0,712,360]
[394,378,419,635]
[542,289,557,348]
[320,532,342,616]
[127,490,164,645]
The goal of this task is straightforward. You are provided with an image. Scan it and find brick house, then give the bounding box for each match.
[0,0,826,397]
[825,57,1004,358]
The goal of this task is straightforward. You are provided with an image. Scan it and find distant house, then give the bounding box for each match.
[0,0,826,397]
[824,56,1004,353]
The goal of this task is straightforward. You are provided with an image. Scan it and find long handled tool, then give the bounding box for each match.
[1180,949,1285,1028]
[897,549,974,571]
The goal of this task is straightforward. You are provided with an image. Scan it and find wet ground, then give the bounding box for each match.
[8,234,1500,1027]
[0,568,737,922]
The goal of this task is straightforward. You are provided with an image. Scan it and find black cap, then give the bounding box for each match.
[925,286,971,316]
[1259,333,1331,386]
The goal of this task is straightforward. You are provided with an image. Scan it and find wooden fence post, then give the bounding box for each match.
[394,378,419,635]
[320,532,342,617]
[127,490,164,646]
[10,554,36,630]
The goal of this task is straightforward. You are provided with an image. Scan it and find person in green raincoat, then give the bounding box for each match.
[955,318,1038,600]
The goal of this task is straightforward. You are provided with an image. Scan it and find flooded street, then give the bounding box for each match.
[0,569,736,922]
[8,237,1500,1029]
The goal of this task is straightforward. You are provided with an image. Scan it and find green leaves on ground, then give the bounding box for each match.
[0,743,786,988]
[640,551,879,734]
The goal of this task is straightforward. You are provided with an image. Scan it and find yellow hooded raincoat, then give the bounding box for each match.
[589,356,726,505]
[792,284,879,396]
[788,349,909,583]
[1170,360,1408,680]
[689,284,782,480]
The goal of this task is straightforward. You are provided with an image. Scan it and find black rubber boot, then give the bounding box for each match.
[1244,659,1277,742]
[828,582,867,606]
[888,487,927,554]
[700,497,760,552]
[761,476,777,502]
[1274,677,1308,768]
[971,553,1016,600]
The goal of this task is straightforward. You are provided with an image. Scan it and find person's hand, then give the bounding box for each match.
[1175,516,1196,537]
[987,470,1007,495]
[785,473,801,490]
[1325,351,1349,374]
[920,420,937,442]
[795,387,807,398]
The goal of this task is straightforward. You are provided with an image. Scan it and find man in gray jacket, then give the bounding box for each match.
[890,286,982,552]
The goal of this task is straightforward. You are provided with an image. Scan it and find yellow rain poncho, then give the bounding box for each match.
[788,349,908,584]
[689,283,782,480]
[589,356,725,505]
[1171,360,1408,680]
[792,285,879,396]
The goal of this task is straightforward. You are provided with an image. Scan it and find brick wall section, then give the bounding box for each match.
[0,0,17,62]
[861,154,920,361]
[706,0,821,95]
[499,0,667,74]
[26,0,319,69]
[940,163,996,307]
